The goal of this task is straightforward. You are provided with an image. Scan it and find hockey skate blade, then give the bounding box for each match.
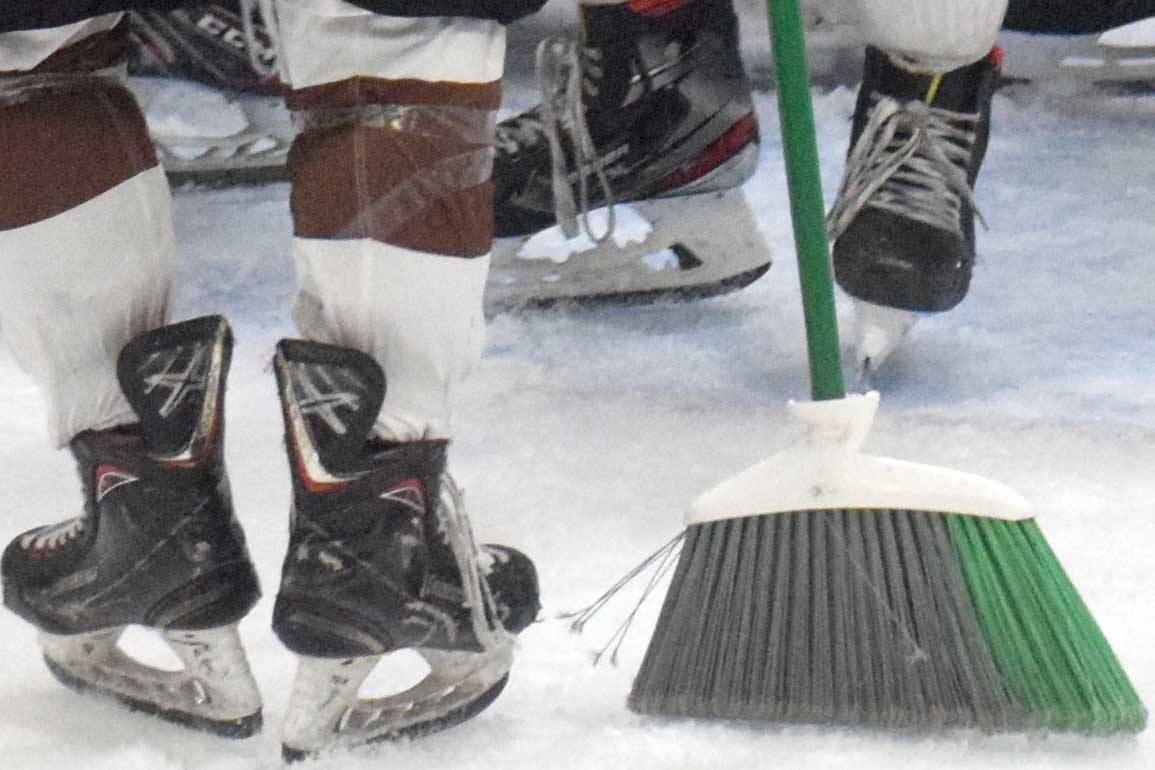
[281,642,515,762]
[854,300,917,389]
[1000,28,1155,85]
[39,624,262,738]
[130,77,292,187]
[485,186,771,313]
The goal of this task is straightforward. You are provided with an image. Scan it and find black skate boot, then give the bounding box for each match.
[1,316,262,737]
[127,3,292,185]
[271,339,539,761]
[487,0,771,311]
[830,47,1000,314]
[827,48,1000,382]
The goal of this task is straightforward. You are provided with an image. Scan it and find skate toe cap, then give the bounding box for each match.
[480,544,541,634]
[833,209,973,312]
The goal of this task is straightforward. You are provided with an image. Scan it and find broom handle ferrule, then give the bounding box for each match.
[768,0,846,401]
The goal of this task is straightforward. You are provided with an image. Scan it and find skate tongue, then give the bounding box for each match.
[273,339,385,476]
[117,315,232,460]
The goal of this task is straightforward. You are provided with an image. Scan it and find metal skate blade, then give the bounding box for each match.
[1000,28,1155,85]
[853,300,917,389]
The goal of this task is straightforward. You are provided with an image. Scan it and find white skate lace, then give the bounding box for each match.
[21,517,86,552]
[826,93,987,242]
[438,475,511,647]
[495,37,617,243]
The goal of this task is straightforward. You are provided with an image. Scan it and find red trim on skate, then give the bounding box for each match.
[988,46,1003,67]
[628,0,692,16]
[95,465,140,502]
[282,424,348,494]
[649,112,758,194]
[379,479,427,514]
[292,444,348,494]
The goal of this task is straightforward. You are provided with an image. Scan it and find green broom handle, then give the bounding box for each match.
[767,0,846,401]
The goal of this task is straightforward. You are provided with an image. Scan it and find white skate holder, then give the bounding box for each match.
[486,179,772,311]
[1001,18,1155,84]
[853,299,918,385]
[39,623,263,736]
[281,642,514,759]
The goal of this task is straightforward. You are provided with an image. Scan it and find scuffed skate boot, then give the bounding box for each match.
[271,340,539,761]
[488,0,771,311]
[1,316,262,737]
[827,47,1000,382]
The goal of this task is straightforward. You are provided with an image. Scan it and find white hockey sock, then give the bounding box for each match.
[0,169,173,447]
[1,21,172,448]
[853,0,1008,71]
[292,240,489,441]
[274,0,503,440]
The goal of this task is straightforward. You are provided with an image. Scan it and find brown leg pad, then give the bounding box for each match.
[0,76,158,230]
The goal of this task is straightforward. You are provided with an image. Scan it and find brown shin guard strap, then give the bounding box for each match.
[0,73,158,230]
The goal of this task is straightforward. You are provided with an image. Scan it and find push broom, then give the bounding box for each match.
[627,0,1146,733]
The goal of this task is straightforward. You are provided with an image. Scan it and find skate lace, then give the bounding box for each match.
[826,94,986,242]
[510,36,616,243]
[438,475,511,649]
[21,517,87,552]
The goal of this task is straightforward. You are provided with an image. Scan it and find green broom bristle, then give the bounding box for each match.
[629,510,1147,734]
[947,516,1147,734]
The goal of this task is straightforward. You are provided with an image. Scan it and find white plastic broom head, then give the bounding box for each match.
[688,392,1032,525]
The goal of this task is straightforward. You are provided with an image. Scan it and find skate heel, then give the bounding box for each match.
[145,560,262,630]
[487,184,772,311]
[40,623,263,738]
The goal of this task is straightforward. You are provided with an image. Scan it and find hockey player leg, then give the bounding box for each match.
[488,0,772,311]
[0,21,263,736]
[829,1,1005,378]
[272,1,540,758]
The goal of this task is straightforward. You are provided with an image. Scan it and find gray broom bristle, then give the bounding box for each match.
[628,509,1026,730]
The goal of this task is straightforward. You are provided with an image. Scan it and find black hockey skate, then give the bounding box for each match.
[127,3,292,185]
[1,316,263,737]
[827,48,999,380]
[487,0,771,311]
[271,339,539,761]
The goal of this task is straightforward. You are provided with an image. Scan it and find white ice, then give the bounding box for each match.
[1,74,1153,770]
